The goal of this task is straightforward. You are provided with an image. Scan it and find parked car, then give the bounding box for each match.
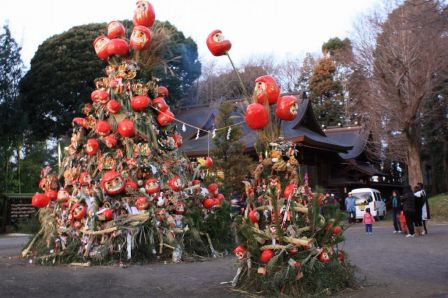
[351,188,387,220]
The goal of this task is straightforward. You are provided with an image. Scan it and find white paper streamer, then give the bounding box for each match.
[226,127,232,140]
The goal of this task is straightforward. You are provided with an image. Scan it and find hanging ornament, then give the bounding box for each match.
[157,111,175,126]
[153,97,169,112]
[181,123,186,132]
[212,129,216,139]
[226,127,232,140]
[195,129,200,140]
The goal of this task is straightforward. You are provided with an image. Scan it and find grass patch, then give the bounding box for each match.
[429,193,448,221]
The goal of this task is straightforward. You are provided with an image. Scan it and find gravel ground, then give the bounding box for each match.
[0,220,447,298]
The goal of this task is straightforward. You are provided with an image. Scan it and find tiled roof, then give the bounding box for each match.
[324,126,368,159]
[175,97,354,156]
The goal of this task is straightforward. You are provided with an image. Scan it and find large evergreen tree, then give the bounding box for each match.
[212,101,253,197]
[0,25,25,193]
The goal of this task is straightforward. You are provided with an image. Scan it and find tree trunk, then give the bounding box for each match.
[406,137,423,188]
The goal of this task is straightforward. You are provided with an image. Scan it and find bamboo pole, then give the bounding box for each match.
[21,227,44,257]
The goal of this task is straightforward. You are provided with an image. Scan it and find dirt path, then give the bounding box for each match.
[1,221,447,297]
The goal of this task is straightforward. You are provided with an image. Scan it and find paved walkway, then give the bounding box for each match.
[336,221,448,297]
[0,221,447,297]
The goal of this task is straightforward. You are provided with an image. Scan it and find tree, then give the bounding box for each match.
[295,53,317,93]
[212,101,253,197]
[420,78,448,193]
[191,58,276,105]
[149,21,201,104]
[351,0,448,187]
[309,55,345,126]
[0,24,24,193]
[19,21,201,140]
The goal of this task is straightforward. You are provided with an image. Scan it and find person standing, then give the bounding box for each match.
[391,190,401,233]
[345,192,356,223]
[413,185,424,235]
[363,207,375,235]
[401,185,416,238]
[416,182,430,235]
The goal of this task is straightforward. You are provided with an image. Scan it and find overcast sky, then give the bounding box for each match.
[0,0,378,69]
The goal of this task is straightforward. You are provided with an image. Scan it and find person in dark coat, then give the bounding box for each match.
[401,185,416,237]
[413,185,424,235]
[390,190,401,233]
[415,182,430,235]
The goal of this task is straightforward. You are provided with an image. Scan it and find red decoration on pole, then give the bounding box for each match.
[254,75,280,105]
[107,39,130,57]
[206,29,232,56]
[133,0,156,28]
[93,36,110,60]
[276,95,298,121]
[107,21,126,39]
[130,26,152,50]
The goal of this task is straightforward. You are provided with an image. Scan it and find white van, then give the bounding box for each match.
[351,188,386,220]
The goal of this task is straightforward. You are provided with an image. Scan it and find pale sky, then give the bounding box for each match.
[0,0,378,69]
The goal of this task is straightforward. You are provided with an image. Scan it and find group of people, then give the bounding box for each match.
[392,183,430,238]
[343,183,430,237]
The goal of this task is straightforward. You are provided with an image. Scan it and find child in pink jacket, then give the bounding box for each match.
[363,208,375,235]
